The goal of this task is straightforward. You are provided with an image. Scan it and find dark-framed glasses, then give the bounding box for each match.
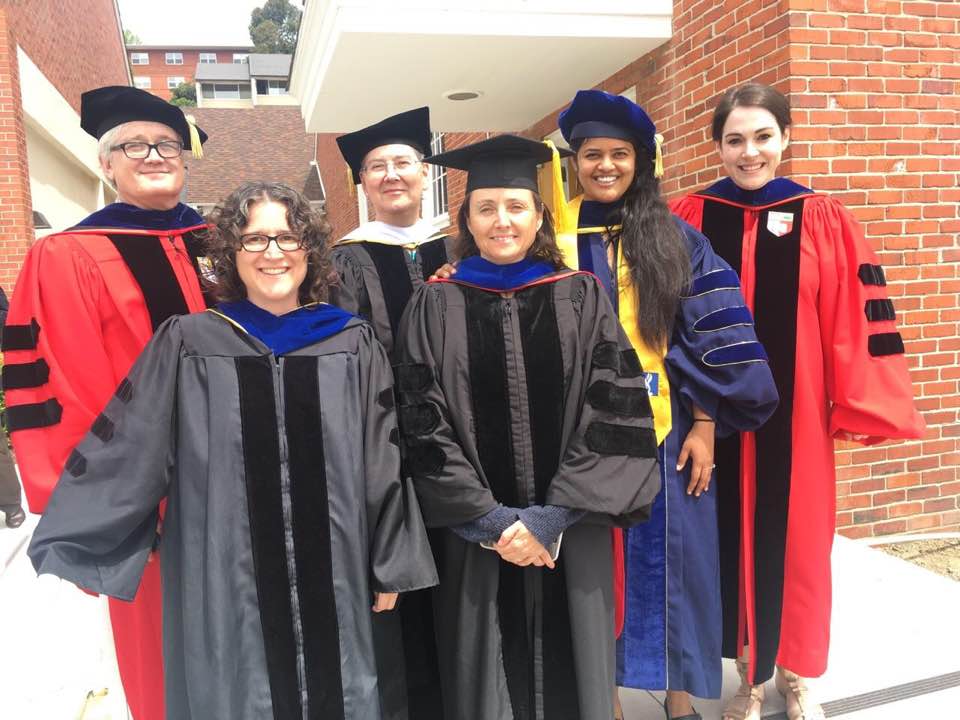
[360,157,422,178]
[110,140,184,159]
[238,233,304,252]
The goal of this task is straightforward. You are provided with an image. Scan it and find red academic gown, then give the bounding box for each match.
[671,178,924,684]
[3,205,210,720]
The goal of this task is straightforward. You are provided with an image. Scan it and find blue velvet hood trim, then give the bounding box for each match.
[579,198,625,228]
[216,300,355,356]
[444,256,559,292]
[698,177,813,207]
[73,202,205,231]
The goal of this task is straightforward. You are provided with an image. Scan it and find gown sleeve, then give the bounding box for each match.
[545,276,661,524]
[394,284,500,527]
[26,317,183,602]
[329,246,368,318]
[2,235,123,512]
[665,222,780,435]
[358,325,439,593]
[811,196,925,443]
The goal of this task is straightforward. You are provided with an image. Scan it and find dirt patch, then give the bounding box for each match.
[877,538,960,582]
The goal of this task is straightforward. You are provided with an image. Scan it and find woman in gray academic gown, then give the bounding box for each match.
[395,136,662,720]
[29,181,438,720]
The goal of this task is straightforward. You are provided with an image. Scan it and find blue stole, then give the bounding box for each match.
[216,300,355,356]
[73,202,205,231]
[697,177,812,207]
[444,255,560,292]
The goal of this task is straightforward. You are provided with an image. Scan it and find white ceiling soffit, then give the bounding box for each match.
[290,1,672,132]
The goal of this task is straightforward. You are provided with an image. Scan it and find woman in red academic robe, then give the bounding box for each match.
[671,83,925,720]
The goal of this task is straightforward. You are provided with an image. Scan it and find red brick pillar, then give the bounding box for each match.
[0,8,33,295]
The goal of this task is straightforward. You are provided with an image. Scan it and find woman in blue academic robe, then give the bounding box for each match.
[554,90,779,720]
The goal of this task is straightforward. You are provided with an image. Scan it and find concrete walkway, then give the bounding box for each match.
[3,507,958,718]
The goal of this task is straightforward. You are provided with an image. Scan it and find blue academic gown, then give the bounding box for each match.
[574,201,778,698]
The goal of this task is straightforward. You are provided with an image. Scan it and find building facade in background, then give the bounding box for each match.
[126,44,253,100]
[304,0,960,538]
[194,54,296,108]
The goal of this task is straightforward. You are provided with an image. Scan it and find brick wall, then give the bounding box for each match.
[129,48,250,100]
[6,0,128,113]
[785,0,959,537]
[0,8,33,294]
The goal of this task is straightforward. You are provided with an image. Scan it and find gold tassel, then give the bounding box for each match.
[185,115,203,159]
[347,164,356,199]
[542,139,576,236]
[654,133,664,179]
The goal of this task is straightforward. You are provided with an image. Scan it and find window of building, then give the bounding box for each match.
[165,52,184,65]
[199,83,252,99]
[233,53,249,64]
[199,53,217,64]
[256,79,288,96]
[134,76,152,89]
[422,132,449,224]
[167,76,186,89]
[130,52,149,65]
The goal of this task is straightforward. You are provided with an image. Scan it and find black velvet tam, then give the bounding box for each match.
[80,86,207,150]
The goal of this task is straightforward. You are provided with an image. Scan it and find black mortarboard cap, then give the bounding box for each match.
[426,135,573,193]
[336,107,432,184]
[80,86,208,153]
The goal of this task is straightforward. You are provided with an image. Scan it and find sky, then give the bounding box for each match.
[116,0,276,46]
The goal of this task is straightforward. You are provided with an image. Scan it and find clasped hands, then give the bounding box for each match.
[492,520,556,569]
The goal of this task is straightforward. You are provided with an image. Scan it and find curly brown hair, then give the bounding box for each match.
[453,190,565,269]
[203,181,334,305]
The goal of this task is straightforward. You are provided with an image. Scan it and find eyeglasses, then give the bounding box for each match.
[360,157,422,178]
[238,233,304,252]
[110,140,184,159]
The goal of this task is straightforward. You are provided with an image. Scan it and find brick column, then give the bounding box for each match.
[0,8,33,294]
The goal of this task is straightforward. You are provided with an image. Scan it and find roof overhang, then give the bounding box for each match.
[290,1,673,132]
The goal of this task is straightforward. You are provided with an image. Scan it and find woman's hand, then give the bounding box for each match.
[430,263,457,281]
[372,592,398,612]
[495,520,555,569]
[677,409,715,497]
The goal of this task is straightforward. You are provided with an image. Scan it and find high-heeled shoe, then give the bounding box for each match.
[775,666,826,720]
[721,659,765,720]
[663,700,702,719]
[1,504,25,528]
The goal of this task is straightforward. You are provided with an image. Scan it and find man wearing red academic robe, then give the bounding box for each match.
[2,86,210,720]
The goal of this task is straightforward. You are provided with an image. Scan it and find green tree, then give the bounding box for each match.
[249,0,301,54]
[169,82,196,108]
[123,29,142,46]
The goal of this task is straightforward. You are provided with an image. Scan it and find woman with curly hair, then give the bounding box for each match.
[553,90,779,720]
[28,181,438,720]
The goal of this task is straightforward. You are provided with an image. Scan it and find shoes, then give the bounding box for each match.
[1,504,25,528]
[776,666,826,720]
[722,659,765,720]
[663,699,702,720]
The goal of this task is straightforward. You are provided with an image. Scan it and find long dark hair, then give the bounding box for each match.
[454,190,566,269]
[204,181,334,305]
[711,82,792,141]
[591,143,690,348]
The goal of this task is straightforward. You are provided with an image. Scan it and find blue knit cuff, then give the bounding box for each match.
[450,505,519,544]
[517,505,585,548]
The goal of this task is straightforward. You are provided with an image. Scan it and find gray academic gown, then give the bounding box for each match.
[29,311,438,720]
[331,229,455,719]
[395,271,662,720]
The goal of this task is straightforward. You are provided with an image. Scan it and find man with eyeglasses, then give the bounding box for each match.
[331,107,451,720]
[332,107,453,357]
[3,85,209,720]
